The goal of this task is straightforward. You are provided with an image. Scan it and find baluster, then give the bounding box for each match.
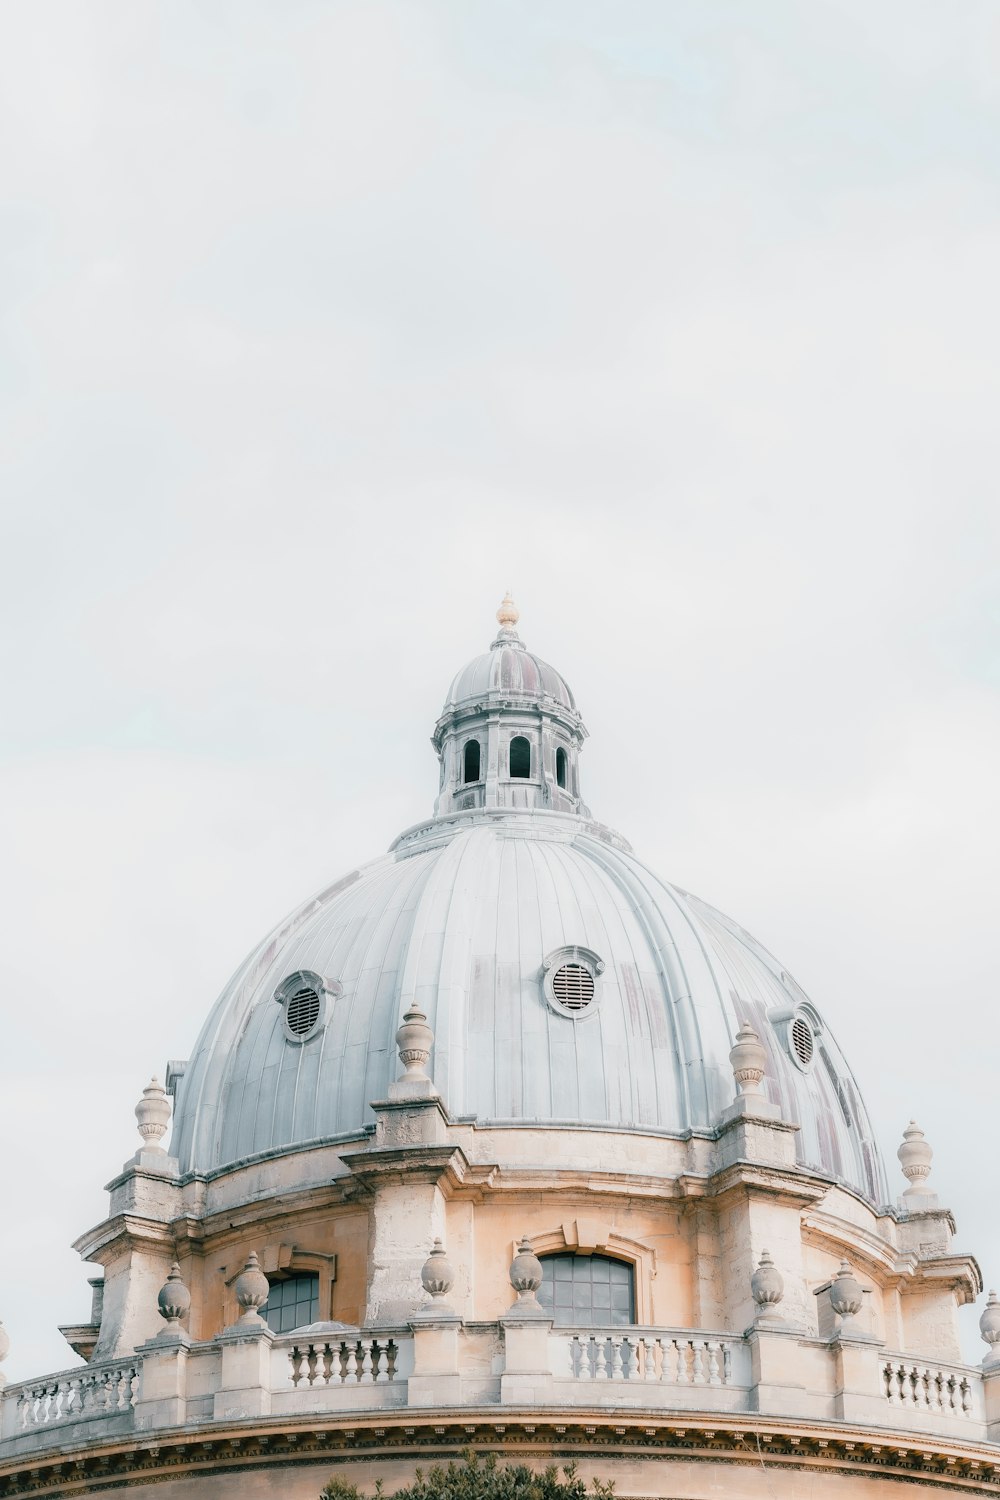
[961,1377,973,1416]
[610,1336,624,1380]
[928,1369,943,1414]
[722,1341,732,1385]
[289,1346,304,1386]
[691,1341,706,1385]
[375,1340,390,1383]
[641,1336,656,1382]
[882,1362,893,1403]
[672,1340,687,1383]
[576,1336,591,1381]
[906,1364,919,1407]
[594,1337,607,1380]
[912,1367,926,1411]
[707,1341,721,1386]
[345,1342,359,1384]
[360,1337,374,1384]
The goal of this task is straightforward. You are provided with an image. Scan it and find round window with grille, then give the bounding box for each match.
[789,1013,814,1069]
[542,948,604,1019]
[273,970,336,1043]
[286,984,321,1036]
[552,963,595,1011]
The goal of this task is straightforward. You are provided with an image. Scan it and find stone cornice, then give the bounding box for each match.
[3,1408,1000,1497]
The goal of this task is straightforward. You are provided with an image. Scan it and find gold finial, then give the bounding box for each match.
[496,591,519,631]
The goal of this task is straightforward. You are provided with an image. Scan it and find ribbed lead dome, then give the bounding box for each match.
[168,602,887,1205]
[170,809,887,1203]
[444,596,577,713]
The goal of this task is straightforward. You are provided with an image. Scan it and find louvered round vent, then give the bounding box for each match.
[286,985,321,1037]
[273,969,337,1043]
[551,963,595,1012]
[790,1014,814,1068]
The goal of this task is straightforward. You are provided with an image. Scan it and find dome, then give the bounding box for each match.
[171,605,888,1208]
[442,594,578,715]
[171,814,886,1202]
[444,643,577,715]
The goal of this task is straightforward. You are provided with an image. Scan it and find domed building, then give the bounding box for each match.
[2,598,999,1498]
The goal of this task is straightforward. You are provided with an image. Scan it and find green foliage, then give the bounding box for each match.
[322,1452,614,1500]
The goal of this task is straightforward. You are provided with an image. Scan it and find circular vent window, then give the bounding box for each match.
[286,985,321,1036]
[552,963,595,1011]
[542,947,604,1019]
[790,1014,814,1069]
[273,970,339,1043]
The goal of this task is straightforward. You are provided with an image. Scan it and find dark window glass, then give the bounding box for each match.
[556,747,568,788]
[509,736,531,778]
[536,1255,635,1328]
[463,740,481,783]
[263,1273,320,1334]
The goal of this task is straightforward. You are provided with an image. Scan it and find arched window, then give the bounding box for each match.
[463,739,481,783]
[509,736,531,779]
[262,1273,319,1334]
[537,1254,635,1328]
[556,747,568,789]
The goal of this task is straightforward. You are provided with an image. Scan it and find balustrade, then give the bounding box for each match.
[881,1356,981,1421]
[14,1359,139,1429]
[561,1331,738,1386]
[285,1335,403,1389]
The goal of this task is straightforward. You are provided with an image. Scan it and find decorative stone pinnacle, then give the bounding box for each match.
[729,1021,766,1098]
[0,1318,9,1390]
[135,1076,171,1151]
[829,1260,864,1329]
[419,1239,456,1309]
[980,1290,1000,1368]
[750,1249,785,1324]
[396,1004,432,1079]
[157,1262,191,1332]
[234,1252,270,1325]
[508,1236,544,1312]
[496,591,519,633]
[897,1120,933,1199]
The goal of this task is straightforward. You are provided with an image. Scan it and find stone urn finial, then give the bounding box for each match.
[135,1076,171,1151]
[397,1004,433,1080]
[729,1021,767,1098]
[980,1290,1000,1368]
[897,1120,933,1200]
[0,1319,9,1390]
[234,1253,270,1325]
[750,1250,784,1325]
[157,1262,191,1334]
[508,1236,544,1311]
[830,1260,864,1334]
[418,1238,456,1314]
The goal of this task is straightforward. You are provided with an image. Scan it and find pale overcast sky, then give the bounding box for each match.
[2,1,1000,1378]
